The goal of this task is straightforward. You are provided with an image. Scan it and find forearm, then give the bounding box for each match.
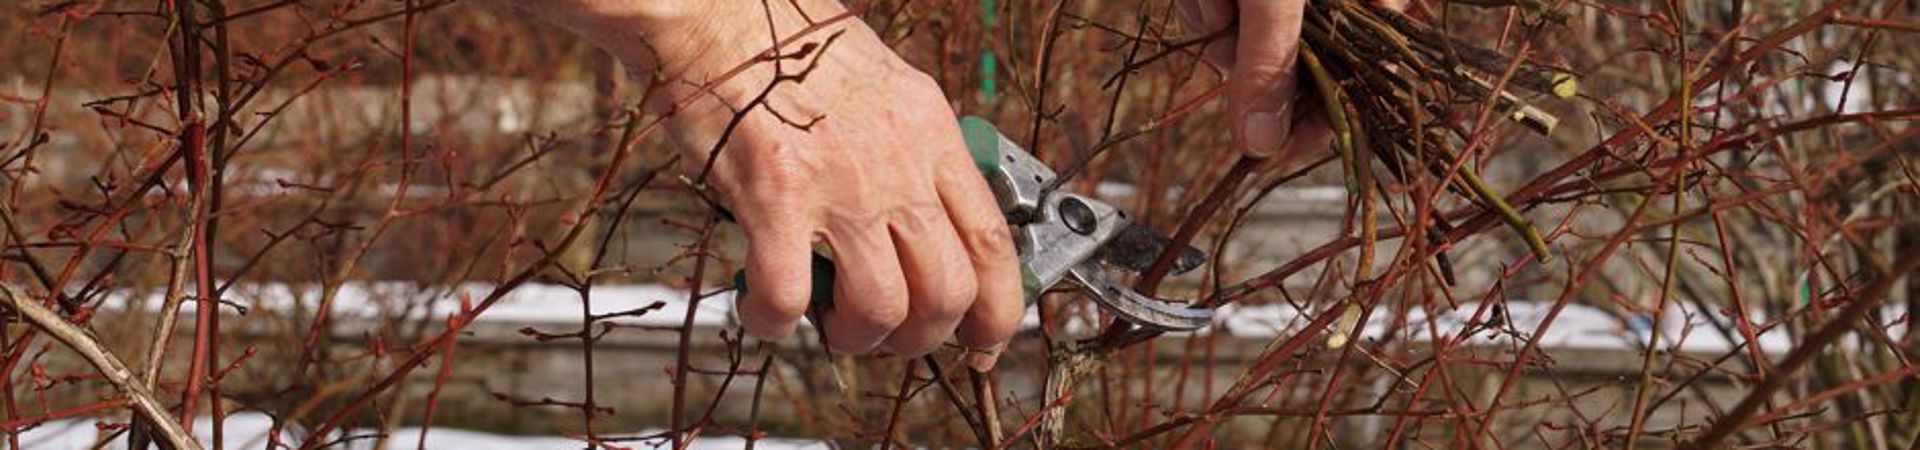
[502,0,850,84]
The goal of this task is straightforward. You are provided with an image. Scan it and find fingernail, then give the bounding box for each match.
[964,344,1005,372]
[1242,108,1291,158]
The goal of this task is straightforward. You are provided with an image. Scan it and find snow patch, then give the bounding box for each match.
[103,282,737,329]
[1213,300,1796,355]
[100,282,1807,354]
[16,413,826,450]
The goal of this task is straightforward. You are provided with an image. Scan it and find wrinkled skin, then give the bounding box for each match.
[502,0,1022,369]
[497,0,1369,369]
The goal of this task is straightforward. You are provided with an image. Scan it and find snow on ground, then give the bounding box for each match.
[17,413,828,450]
[102,281,1817,355]
[104,282,736,329]
[1096,182,1349,209]
[1017,297,1799,355]
[1213,300,1798,355]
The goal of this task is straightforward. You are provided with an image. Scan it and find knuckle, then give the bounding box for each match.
[980,305,1026,343]
[740,144,814,200]
[822,190,892,229]
[825,201,885,229]
[918,275,977,320]
[746,286,811,320]
[957,220,1017,262]
[737,306,798,341]
[846,284,909,329]
[959,308,1021,348]
[888,200,945,229]
[990,296,1025,327]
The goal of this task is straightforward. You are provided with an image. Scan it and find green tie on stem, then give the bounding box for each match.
[980,0,997,104]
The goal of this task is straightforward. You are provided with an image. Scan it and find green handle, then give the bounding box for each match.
[733,252,1040,312]
[732,253,837,306]
[730,117,1037,311]
[960,116,1003,175]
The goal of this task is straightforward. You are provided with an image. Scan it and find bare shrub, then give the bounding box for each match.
[1,0,1916,448]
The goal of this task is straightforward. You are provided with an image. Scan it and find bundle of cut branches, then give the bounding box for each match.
[1296,0,1578,262]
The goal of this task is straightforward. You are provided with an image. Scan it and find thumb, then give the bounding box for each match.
[1229,0,1309,159]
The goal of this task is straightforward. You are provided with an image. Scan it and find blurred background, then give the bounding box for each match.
[1,0,1917,448]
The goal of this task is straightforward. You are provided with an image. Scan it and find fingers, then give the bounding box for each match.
[874,203,977,357]
[1175,0,1240,70]
[935,139,1024,371]
[735,201,818,342]
[1229,0,1310,159]
[821,219,911,354]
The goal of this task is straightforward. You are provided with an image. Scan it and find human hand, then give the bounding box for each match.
[1175,0,1404,160]
[504,0,1024,369]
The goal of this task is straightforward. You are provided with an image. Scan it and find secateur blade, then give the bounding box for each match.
[961,116,1215,332]
[1068,259,1214,331]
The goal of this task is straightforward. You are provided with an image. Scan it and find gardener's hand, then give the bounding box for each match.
[504,0,1023,369]
[1175,0,1404,159]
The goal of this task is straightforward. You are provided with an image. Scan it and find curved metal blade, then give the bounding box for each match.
[1067,260,1213,331]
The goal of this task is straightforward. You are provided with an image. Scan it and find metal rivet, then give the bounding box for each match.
[1060,197,1096,235]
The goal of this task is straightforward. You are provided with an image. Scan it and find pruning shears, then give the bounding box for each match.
[735,117,1214,332]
